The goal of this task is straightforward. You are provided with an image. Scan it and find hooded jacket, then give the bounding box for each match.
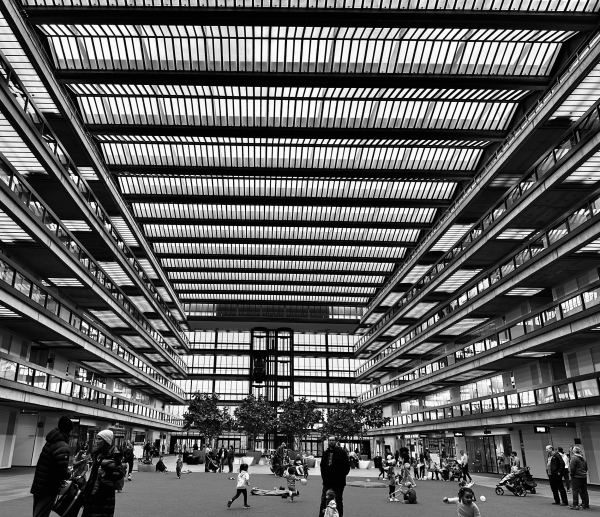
[570,454,588,479]
[30,428,71,495]
[320,445,350,487]
[82,445,124,517]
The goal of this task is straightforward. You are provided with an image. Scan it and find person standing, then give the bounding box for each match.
[569,446,589,510]
[82,430,124,517]
[459,450,472,483]
[218,445,227,473]
[546,445,568,506]
[319,436,350,517]
[72,443,90,479]
[511,451,521,469]
[227,445,235,473]
[123,440,134,481]
[30,416,73,517]
[558,447,571,493]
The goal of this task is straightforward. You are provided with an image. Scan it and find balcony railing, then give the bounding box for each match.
[0,352,184,427]
[357,279,600,402]
[355,98,600,356]
[366,30,600,316]
[0,158,187,372]
[0,48,189,349]
[0,252,185,399]
[370,371,600,431]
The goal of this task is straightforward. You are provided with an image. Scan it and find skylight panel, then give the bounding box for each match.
[47,278,83,287]
[441,317,487,336]
[156,286,172,302]
[129,295,154,313]
[145,225,421,242]
[136,204,437,224]
[409,341,442,354]
[170,272,385,284]
[175,283,376,294]
[400,264,432,284]
[564,150,600,184]
[22,0,600,11]
[137,258,159,279]
[103,141,482,170]
[120,176,456,200]
[551,64,600,122]
[0,115,47,176]
[62,220,92,232]
[88,310,127,328]
[506,287,544,296]
[496,228,536,240]
[403,302,438,318]
[153,242,407,259]
[97,261,134,286]
[0,209,34,242]
[82,361,122,374]
[161,258,394,272]
[0,303,20,318]
[380,292,404,307]
[364,312,385,324]
[41,25,569,77]
[435,269,482,292]
[178,293,369,303]
[430,224,472,252]
[577,239,600,253]
[149,319,169,331]
[123,335,152,349]
[110,216,139,247]
[78,167,99,181]
[382,324,408,337]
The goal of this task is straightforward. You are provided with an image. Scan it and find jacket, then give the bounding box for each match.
[82,445,124,517]
[548,452,565,476]
[320,446,350,487]
[30,428,71,495]
[570,455,588,479]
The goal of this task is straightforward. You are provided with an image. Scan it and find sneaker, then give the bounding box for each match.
[569,507,580,510]
[392,498,399,501]
[127,476,131,481]
[388,498,393,502]
[244,505,251,509]
[227,500,233,508]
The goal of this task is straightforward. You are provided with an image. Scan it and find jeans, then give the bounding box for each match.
[462,465,472,482]
[549,474,568,504]
[33,494,56,517]
[227,458,233,473]
[572,478,589,508]
[127,458,134,477]
[320,485,345,517]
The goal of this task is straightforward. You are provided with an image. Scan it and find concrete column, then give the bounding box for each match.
[0,408,17,469]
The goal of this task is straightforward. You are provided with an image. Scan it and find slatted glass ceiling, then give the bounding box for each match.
[21,0,600,10]
[161,258,395,272]
[40,26,570,75]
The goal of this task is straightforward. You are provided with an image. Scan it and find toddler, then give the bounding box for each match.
[402,481,418,504]
[284,466,300,502]
[387,466,399,501]
[443,487,481,517]
[400,462,416,487]
[175,454,183,479]
[227,463,251,509]
[323,489,339,517]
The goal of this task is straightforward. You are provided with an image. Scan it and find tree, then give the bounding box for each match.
[183,392,231,446]
[278,396,322,450]
[234,394,277,450]
[322,400,390,441]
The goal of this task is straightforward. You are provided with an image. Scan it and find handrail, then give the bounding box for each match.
[0,45,189,349]
[0,352,184,426]
[365,29,600,318]
[0,252,186,399]
[357,279,600,402]
[0,155,187,372]
[369,371,600,431]
[355,93,600,354]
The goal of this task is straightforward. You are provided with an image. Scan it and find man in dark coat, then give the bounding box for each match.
[30,415,73,517]
[319,436,350,517]
[546,445,568,506]
[226,445,235,473]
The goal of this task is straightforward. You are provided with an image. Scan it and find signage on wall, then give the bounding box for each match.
[454,432,465,437]
[483,430,492,434]
[419,434,428,438]
[534,426,549,434]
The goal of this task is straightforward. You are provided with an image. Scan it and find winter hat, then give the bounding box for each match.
[58,416,74,434]
[97,430,114,446]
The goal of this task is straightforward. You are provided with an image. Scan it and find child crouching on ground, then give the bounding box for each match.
[443,486,481,517]
[176,454,183,479]
[284,466,300,502]
[323,489,339,517]
[228,463,251,509]
[402,482,417,504]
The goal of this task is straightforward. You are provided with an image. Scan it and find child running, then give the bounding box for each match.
[443,486,481,517]
[323,489,339,517]
[228,463,251,509]
[175,454,183,479]
[284,466,300,502]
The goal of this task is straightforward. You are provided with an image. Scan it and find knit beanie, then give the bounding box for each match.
[97,430,114,446]
[58,416,74,434]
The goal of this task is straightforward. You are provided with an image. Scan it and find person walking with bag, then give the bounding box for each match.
[30,416,73,517]
[319,436,350,517]
[82,430,124,517]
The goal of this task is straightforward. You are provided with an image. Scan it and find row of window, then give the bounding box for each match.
[362,97,600,340]
[0,356,182,425]
[0,254,184,398]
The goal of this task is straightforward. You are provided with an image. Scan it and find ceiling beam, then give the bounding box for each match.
[57,71,551,90]
[23,7,599,30]
[156,253,402,262]
[137,219,433,230]
[147,236,418,247]
[90,125,504,142]
[173,279,384,287]
[183,299,366,307]
[122,194,453,208]
[109,166,477,181]
[164,267,395,277]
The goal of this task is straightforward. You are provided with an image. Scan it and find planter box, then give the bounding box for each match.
[358,460,371,469]
[306,458,316,468]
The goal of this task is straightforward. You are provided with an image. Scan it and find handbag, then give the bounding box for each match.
[53,478,85,517]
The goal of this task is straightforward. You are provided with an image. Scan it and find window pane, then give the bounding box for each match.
[575,379,599,399]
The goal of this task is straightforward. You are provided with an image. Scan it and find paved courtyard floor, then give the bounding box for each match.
[3,458,600,517]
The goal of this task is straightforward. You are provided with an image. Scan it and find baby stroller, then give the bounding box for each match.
[448,460,463,482]
[205,455,220,472]
[389,476,416,502]
[495,468,527,497]
[293,458,309,479]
